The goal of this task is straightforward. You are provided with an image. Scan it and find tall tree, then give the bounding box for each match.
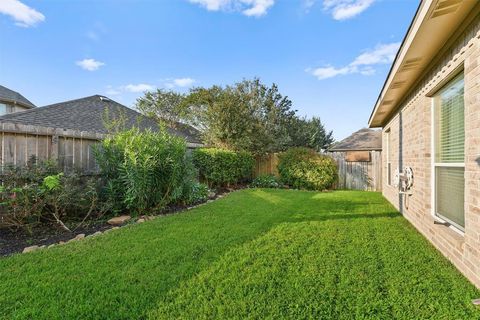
[184,79,296,154]
[136,89,188,126]
[288,116,334,151]
[135,78,334,154]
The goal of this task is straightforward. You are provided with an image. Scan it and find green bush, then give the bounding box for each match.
[250,174,280,188]
[184,182,210,205]
[192,148,254,187]
[277,147,337,191]
[94,127,196,213]
[0,160,102,232]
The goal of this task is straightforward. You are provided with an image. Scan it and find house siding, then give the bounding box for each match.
[382,15,480,288]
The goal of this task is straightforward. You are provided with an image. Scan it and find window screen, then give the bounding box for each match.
[434,73,465,229]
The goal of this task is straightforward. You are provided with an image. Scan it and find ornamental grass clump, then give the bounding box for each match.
[278,147,337,191]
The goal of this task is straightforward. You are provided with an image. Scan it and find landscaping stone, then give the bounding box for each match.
[75,233,85,240]
[473,298,480,306]
[137,218,145,223]
[67,234,85,243]
[22,245,40,253]
[107,215,131,226]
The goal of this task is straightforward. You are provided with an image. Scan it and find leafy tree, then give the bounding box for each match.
[288,116,334,151]
[136,89,189,126]
[184,79,296,154]
[135,78,334,155]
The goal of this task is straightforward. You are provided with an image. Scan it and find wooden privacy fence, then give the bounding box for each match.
[254,153,279,177]
[329,150,382,191]
[254,151,382,191]
[0,122,104,173]
[0,122,204,174]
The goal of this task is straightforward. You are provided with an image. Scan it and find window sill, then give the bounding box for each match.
[430,215,465,251]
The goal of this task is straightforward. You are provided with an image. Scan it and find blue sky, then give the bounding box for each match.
[0,0,418,140]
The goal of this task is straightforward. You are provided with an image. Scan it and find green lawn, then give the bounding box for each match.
[0,189,479,319]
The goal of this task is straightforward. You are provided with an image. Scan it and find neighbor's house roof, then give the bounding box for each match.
[369,0,480,128]
[0,95,203,145]
[328,128,382,152]
[0,85,36,109]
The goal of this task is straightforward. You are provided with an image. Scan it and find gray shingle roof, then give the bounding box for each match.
[328,128,382,151]
[0,95,202,144]
[0,85,36,109]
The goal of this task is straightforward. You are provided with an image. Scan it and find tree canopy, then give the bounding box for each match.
[136,78,334,154]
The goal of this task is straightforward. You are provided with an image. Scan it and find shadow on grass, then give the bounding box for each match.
[289,211,401,223]
[0,189,402,319]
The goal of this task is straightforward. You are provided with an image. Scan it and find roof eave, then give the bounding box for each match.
[0,98,36,110]
[369,0,479,128]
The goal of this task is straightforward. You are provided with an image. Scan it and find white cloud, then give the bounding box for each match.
[307,42,400,80]
[76,58,105,71]
[189,0,274,17]
[323,0,375,20]
[0,0,45,27]
[241,0,274,17]
[123,84,155,93]
[308,66,351,80]
[164,77,196,89]
[173,78,196,87]
[189,0,228,11]
[105,77,196,97]
[350,42,400,66]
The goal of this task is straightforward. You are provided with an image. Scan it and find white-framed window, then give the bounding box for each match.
[385,128,392,186]
[433,73,465,231]
[0,103,7,116]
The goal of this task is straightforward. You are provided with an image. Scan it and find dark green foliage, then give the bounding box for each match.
[183,182,210,205]
[250,174,280,188]
[136,89,189,126]
[278,147,337,190]
[135,79,335,155]
[288,116,335,151]
[93,128,196,213]
[185,79,296,154]
[192,148,254,187]
[0,190,478,319]
[0,159,101,232]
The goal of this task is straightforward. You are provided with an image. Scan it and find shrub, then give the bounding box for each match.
[184,182,210,205]
[277,147,337,191]
[192,148,254,187]
[0,160,102,232]
[93,127,196,213]
[250,174,280,188]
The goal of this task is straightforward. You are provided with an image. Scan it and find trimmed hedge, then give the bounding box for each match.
[192,148,254,187]
[278,147,337,191]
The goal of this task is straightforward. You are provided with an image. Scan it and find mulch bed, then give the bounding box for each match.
[0,223,113,257]
[0,186,242,257]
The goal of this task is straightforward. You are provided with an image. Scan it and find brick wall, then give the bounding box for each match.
[382,15,480,288]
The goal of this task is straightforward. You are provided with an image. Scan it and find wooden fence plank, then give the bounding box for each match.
[0,121,106,173]
[329,151,382,191]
